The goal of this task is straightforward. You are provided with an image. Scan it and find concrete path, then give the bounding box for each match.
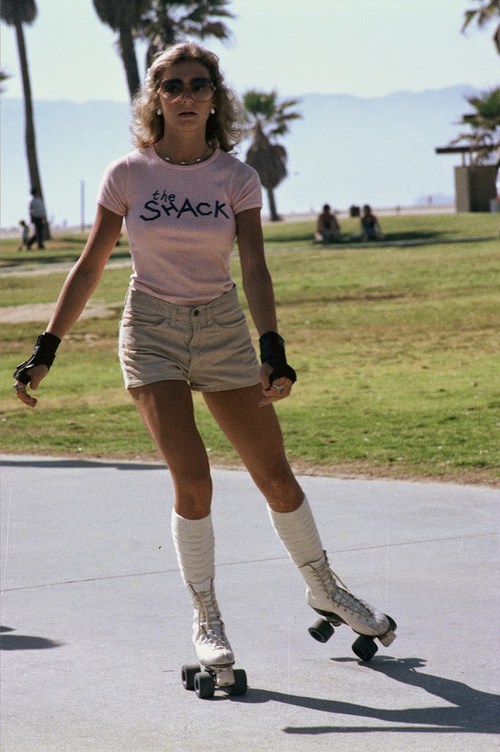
[1,455,499,751]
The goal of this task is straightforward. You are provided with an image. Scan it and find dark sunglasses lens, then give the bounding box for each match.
[162,81,183,96]
[160,78,214,100]
[191,78,213,97]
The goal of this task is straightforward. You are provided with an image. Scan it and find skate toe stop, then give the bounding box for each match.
[379,629,397,647]
[216,667,235,687]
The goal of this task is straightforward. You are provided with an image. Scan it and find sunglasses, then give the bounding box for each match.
[159,77,215,102]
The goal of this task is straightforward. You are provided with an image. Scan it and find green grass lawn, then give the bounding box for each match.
[1,212,499,486]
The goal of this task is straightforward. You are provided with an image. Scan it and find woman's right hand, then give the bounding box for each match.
[14,365,48,408]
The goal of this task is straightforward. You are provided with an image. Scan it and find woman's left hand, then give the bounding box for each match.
[259,364,293,406]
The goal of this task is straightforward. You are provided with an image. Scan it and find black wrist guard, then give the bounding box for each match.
[13,332,61,385]
[259,331,297,384]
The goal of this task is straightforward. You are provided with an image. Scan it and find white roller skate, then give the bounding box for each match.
[181,578,247,699]
[300,551,397,661]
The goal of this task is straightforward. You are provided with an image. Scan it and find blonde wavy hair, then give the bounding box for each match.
[131,42,243,152]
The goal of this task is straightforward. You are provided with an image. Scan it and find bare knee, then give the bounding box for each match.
[253,464,304,513]
[171,470,213,519]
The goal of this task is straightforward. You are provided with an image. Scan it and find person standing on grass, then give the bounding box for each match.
[12,43,395,679]
[18,220,30,250]
[27,187,47,250]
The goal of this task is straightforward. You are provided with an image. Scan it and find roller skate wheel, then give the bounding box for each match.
[352,634,378,661]
[194,670,215,699]
[181,663,200,691]
[309,618,335,643]
[229,669,248,696]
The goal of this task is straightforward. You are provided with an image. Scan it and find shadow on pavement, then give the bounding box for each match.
[0,626,64,651]
[0,457,162,472]
[240,657,500,735]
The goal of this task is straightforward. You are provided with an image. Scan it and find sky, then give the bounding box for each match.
[1,0,498,103]
[1,0,498,228]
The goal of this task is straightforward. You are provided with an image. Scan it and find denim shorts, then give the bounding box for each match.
[118,286,261,391]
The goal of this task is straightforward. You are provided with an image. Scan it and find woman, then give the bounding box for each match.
[13,43,395,689]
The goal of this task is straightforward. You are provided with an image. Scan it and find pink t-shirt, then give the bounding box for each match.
[97,146,262,305]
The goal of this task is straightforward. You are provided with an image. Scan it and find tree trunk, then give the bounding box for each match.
[266,187,282,222]
[14,11,50,237]
[119,23,141,100]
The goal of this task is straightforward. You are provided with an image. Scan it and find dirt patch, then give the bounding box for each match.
[0,301,115,324]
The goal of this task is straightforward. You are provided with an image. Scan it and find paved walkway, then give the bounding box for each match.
[1,455,499,751]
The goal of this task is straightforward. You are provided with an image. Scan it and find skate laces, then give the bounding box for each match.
[313,553,375,620]
[312,552,349,594]
[191,584,228,646]
[333,586,375,619]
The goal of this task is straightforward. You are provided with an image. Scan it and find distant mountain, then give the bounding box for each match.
[1,99,134,231]
[1,85,474,229]
[282,86,475,214]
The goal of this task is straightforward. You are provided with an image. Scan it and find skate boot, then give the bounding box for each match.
[181,577,247,699]
[190,577,234,669]
[300,551,397,660]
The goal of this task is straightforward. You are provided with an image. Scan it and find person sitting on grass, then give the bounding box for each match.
[314,203,341,243]
[360,204,383,241]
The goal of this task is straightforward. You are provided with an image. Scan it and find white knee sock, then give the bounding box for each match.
[267,496,324,568]
[171,509,215,585]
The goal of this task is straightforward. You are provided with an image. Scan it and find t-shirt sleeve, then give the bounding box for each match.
[97,158,128,217]
[231,163,262,215]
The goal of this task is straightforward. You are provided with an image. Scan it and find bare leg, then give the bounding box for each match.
[129,380,212,519]
[129,380,235,667]
[203,383,303,512]
[130,381,393,651]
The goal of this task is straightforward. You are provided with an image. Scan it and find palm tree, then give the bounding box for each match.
[93,0,153,100]
[243,90,301,222]
[1,0,49,232]
[462,0,500,54]
[138,0,234,68]
[453,87,500,164]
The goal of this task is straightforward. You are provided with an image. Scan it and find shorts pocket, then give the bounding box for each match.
[121,310,166,328]
[210,307,247,329]
[121,289,170,329]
